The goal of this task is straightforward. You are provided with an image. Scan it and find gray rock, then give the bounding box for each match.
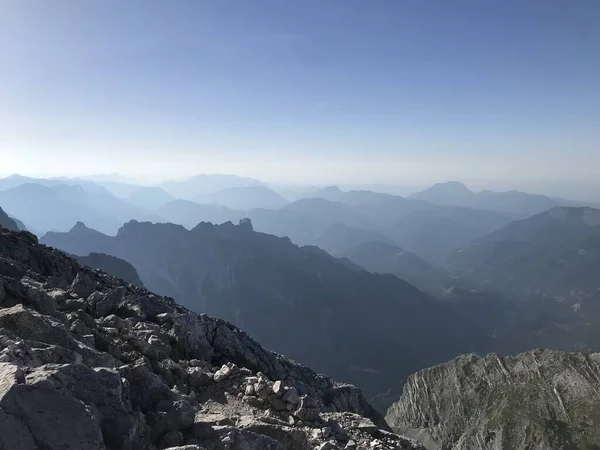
[213,363,232,382]
[69,272,97,299]
[0,280,6,304]
[295,396,321,422]
[188,367,213,387]
[273,379,285,396]
[283,386,300,406]
[164,446,205,450]
[20,278,56,315]
[87,287,124,317]
[62,298,87,311]
[0,362,144,450]
[386,350,600,450]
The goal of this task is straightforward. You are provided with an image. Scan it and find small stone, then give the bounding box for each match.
[317,443,340,450]
[188,368,213,387]
[214,364,231,382]
[282,387,300,405]
[245,384,255,396]
[272,380,285,396]
[255,382,271,400]
[156,312,174,324]
[294,396,320,422]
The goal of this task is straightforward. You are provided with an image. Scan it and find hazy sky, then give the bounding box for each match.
[1,0,599,185]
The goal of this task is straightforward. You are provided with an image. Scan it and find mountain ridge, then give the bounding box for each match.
[0,226,424,449]
[385,348,600,450]
[42,219,491,411]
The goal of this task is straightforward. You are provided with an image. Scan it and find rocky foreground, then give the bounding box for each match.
[0,228,423,450]
[386,350,600,449]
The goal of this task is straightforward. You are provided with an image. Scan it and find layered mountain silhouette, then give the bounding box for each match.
[194,185,289,210]
[410,181,589,218]
[126,186,176,210]
[341,241,448,291]
[446,206,600,299]
[0,180,164,235]
[159,173,264,200]
[42,219,490,410]
[441,207,600,354]
[307,224,397,256]
[248,195,511,263]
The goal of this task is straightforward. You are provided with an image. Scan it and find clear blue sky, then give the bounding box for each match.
[1,0,599,185]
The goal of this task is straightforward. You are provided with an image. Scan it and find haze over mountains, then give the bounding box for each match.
[5,172,600,430]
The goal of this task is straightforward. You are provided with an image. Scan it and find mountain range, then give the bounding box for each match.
[445,206,600,299]
[1,226,421,450]
[42,219,491,411]
[6,171,600,448]
[410,181,593,218]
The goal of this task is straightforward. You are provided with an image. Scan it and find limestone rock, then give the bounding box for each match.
[386,350,600,450]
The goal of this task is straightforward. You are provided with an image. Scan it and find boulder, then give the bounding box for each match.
[69,272,97,299]
[295,396,321,422]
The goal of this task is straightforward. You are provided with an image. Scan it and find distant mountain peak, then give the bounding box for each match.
[71,221,89,231]
[429,181,472,194]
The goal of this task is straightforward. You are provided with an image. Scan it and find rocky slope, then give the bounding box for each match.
[42,220,490,411]
[0,227,424,450]
[386,349,600,450]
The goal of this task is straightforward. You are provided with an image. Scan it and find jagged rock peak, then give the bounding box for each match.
[70,221,90,231]
[238,217,254,232]
[0,227,423,450]
[385,349,600,450]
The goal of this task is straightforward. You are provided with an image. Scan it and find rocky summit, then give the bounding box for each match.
[0,227,423,450]
[385,349,600,450]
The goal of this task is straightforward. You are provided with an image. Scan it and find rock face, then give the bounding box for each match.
[0,227,423,450]
[385,349,600,450]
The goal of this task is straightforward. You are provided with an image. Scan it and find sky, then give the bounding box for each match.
[1,0,599,187]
